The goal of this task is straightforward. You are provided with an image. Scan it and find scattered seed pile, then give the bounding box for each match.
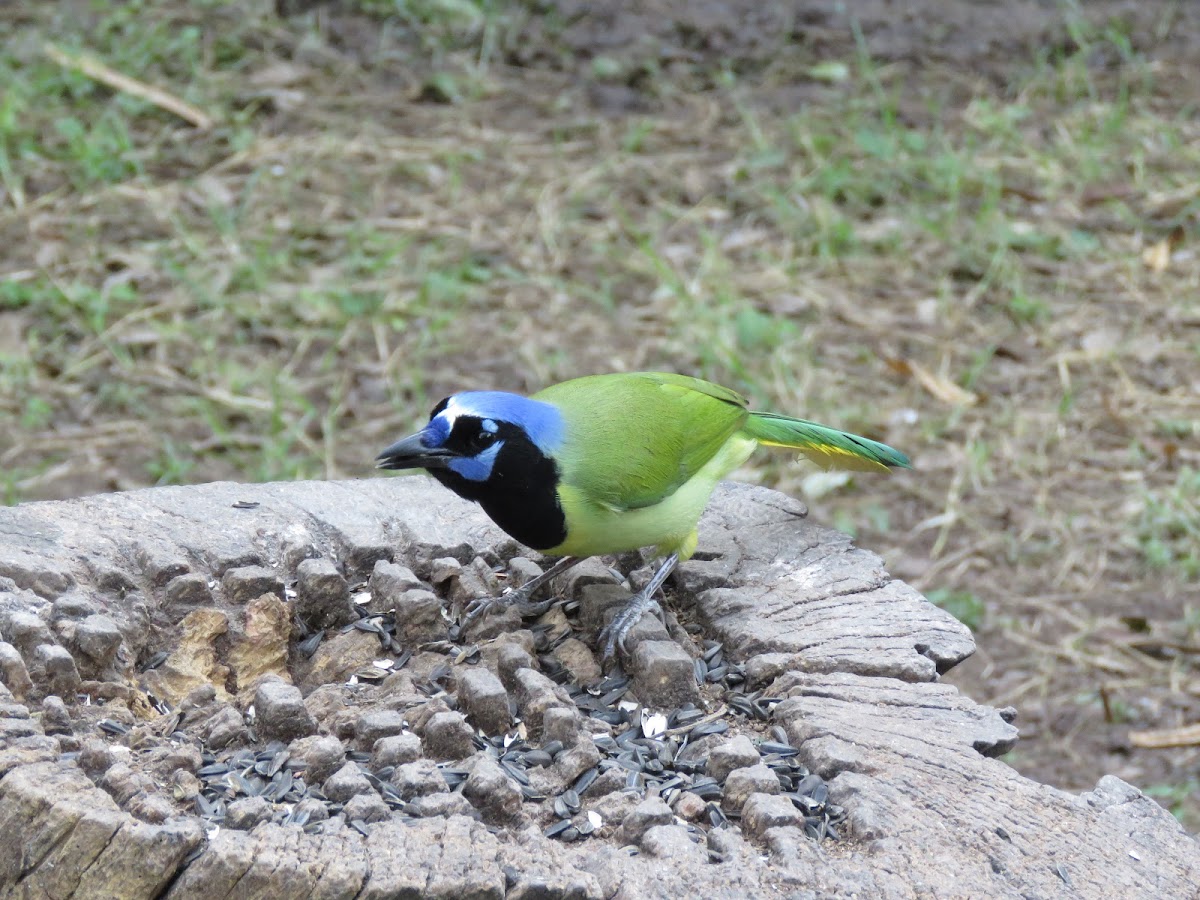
[2,549,845,861]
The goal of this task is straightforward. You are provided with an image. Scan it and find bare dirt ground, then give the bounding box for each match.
[1,0,1198,826]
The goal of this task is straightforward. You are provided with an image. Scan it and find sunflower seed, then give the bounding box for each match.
[140,651,169,671]
[523,750,553,768]
[589,709,623,726]
[690,779,722,800]
[689,720,728,739]
[299,630,325,657]
[262,770,294,801]
[286,806,312,827]
[669,707,704,728]
[758,741,798,758]
[97,719,129,736]
[641,710,668,739]
[796,774,828,804]
[500,760,530,786]
[573,767,599,795]
[560,826,580,842]
[544,819,572,838]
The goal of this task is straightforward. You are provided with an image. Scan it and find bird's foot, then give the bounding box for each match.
[462,555,582,628]
[598,592,663,665]
[463,584,555,625]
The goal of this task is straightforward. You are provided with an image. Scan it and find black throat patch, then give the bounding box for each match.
[429,423,567,552]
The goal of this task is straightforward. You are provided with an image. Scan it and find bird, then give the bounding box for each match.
[376,371,910,663]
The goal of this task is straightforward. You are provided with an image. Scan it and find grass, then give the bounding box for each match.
[1137,468,1200,580]
[1,0,1198,828]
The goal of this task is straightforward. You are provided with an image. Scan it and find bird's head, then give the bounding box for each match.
[376,391,564,488]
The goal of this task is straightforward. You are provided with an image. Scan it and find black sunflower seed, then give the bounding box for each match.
[287,806,312,827]
[593,735,620,754]
[299,630,325,657]
[562,789,581,812]
[500,760,530,786]
[796,774,828,804]
[523,750,552,768]
[690,779,722,800]
[560,826,580,842]
[574,767,598,795]
[758,741,798,757]
[544,819,572,838]
[542,740,564,757]
[97,719,129,736]
[669,707,704,728]
[263,770,294,801]
[689,720,728,739]
[140,651,169,671]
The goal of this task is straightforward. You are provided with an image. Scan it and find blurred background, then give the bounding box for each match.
[0,0,1197,828]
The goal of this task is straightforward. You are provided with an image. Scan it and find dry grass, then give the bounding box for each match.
[1,0,1198,826]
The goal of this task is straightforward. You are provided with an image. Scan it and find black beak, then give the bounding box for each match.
[375,433,455,471]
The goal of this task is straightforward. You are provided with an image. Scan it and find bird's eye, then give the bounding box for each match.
[471,429,495,451]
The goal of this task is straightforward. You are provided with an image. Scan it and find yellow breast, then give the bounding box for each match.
[546,434,757,560]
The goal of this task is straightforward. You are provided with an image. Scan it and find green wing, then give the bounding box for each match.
[533,372,749,511]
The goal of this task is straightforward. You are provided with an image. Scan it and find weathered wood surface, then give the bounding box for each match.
[0,478,1195,899]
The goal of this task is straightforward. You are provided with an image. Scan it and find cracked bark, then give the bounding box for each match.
[0,478,1194,899]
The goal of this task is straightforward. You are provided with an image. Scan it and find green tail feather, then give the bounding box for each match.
[743,412,911,472]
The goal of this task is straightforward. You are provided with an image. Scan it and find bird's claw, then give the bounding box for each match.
[463,586,554,626]
[598,596,661,665]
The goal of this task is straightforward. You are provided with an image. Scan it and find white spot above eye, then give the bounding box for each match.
[482,418,498,434]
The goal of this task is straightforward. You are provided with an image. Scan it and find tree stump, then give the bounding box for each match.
[0,478,1194,898]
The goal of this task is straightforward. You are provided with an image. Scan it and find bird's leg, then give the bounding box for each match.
[598,552,680,664]
[464,555,582,623]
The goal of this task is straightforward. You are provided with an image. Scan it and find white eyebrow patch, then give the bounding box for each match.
[482,419,499,434]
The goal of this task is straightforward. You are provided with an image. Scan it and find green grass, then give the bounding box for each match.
[1137,468,1200,580]
[926,588,987,631]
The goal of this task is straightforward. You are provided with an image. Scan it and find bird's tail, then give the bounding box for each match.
[743,412,911,472]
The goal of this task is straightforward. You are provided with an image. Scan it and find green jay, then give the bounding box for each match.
[376,372,910,662]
